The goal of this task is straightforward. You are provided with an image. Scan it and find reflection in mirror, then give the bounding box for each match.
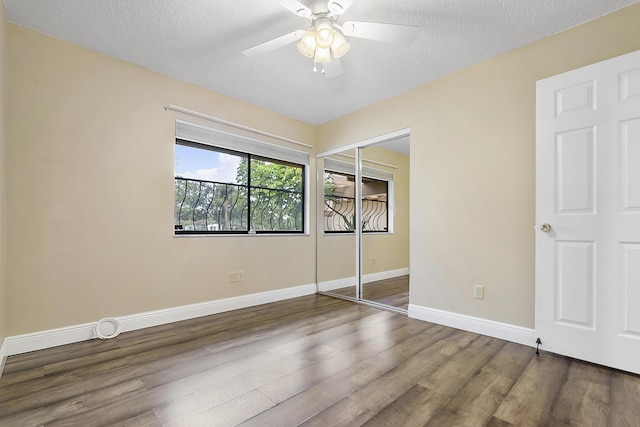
[361,141,410,311]
[316,152,357,300]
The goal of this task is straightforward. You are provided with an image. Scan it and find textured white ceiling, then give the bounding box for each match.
[4,0,639,125]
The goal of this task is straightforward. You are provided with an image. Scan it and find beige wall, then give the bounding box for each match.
[317,3,640,328]
[0,3,7,344]
[6,25,316,335]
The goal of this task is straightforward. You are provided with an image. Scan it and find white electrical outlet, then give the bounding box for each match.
[230,272,238,283]
[473,285,484,299]
[238,271,245,282]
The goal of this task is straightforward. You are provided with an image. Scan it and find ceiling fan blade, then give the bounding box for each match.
[323,58,343,78]
[279,0,313,17]
[340,21,420,44]
[242,30,305,56]
[327,0,356,15]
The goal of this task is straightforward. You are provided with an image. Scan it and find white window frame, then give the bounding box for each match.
[174,120,310,236]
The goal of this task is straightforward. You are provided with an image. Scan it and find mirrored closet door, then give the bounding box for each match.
[316,150,358,301]
[316,132,410,313]
[360,142,410,311]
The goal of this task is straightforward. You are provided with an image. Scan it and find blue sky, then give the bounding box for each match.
[174,145,242,183]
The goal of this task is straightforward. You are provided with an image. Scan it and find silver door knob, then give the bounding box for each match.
[540,223,552,232]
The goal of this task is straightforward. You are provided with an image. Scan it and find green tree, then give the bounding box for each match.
[235,157,303,231]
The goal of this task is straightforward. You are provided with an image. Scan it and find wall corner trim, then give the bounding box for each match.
[408,304,536,348]
[6,283,317,356]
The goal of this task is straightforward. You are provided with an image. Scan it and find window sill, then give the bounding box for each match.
[173,232,310,238]
[323,231,393,236]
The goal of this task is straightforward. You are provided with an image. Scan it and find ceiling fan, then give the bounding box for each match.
[242,0,420,78]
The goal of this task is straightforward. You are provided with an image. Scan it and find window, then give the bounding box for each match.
[323,170,390,233]
[174,121,308,235]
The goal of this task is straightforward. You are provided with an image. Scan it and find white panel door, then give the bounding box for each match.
[536,49,640,374]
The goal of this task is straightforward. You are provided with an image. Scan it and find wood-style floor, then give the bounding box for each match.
[328,275,409,310]
[1,294,640,426]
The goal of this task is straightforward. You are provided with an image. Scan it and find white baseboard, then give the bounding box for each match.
[317,277,355,292]
[0,338,7,378]
[408,304,536,348]
[363,267,409,284]
[318,267,409,292]
[6,283,317,356]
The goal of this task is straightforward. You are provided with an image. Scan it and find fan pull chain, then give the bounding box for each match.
[312,62,326,76]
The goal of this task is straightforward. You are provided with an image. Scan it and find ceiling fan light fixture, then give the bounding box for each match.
[293,15,353,71]
[314,46,332,63]
[297,30,317,58]
[331,30,350,58]
[314,18,335,48]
